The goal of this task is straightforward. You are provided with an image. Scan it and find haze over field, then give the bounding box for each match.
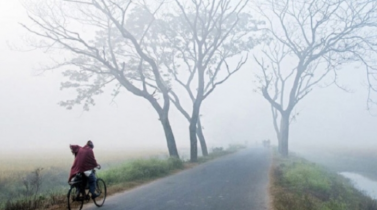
[0,0,377,161]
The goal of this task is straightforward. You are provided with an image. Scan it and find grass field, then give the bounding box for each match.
[270,151,377,210]
[294,146,377,181]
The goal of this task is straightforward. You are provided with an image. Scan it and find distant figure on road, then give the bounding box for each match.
[69,140,101,199]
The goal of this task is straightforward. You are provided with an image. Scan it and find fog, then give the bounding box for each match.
[1,1,376,159]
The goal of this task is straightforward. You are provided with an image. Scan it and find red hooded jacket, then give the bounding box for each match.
[68,145,98,182]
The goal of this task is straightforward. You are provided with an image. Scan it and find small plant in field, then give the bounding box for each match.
[22,168,43,198]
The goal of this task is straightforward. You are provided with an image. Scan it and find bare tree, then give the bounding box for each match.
[21,0,180,158]
[98,0,264,161]
[253,0,377,156]
[161,0,264,161]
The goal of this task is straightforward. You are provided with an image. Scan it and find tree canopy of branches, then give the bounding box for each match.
[154,0,264,161]
[21,0,180,158]
[253,0,377,156]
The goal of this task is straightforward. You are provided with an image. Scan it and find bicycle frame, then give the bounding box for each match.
[70,173,91,201]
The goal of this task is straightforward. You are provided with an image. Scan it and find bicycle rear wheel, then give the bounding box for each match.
[67,186,84,210]
[93,178,107,207]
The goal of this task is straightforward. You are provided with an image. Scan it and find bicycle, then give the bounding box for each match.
[67,170,107,210]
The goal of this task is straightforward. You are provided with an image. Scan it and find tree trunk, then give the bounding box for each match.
[160,111,179,158]
[197,119,208,156]
[189,120,198,162]
[169,95,209,157]
[146,94,179,159]
[279,113,290,157]
[189,101,202,162]
[271,107,282,154]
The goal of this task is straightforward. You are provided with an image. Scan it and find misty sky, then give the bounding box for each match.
[1,1,377,157]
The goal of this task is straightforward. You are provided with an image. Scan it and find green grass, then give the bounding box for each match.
[297,147,377,181]
[272,153,377,210]
[98,157,184,186]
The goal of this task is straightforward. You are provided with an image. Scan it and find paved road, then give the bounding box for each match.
[84,147,271,210]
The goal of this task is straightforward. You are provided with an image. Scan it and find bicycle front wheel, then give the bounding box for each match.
[67,186,84,210]
[93,178,107,207]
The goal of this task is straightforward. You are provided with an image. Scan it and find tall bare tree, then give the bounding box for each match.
[253,0,377,156]
[112,0,263,160]
[100,0,264,161]
[21,0,180,158]
[162,0,264,161]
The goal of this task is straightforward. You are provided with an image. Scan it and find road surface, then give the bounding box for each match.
[84,147,271,210]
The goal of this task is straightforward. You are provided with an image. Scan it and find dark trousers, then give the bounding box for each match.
[88,172,96,195]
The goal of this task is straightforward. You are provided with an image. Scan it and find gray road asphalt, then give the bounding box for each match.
[84,147,271,210]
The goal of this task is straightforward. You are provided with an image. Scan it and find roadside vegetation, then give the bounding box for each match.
[1,144,245,210]
[296,146,377,181]
[270,152,377,210]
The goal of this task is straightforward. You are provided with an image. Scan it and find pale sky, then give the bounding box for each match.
[0,1,376,159]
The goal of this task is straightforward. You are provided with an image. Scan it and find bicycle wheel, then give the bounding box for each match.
[67,186,84,210]
[93,178,107,207]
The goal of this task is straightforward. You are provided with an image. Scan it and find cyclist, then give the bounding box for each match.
[69,140,101,199]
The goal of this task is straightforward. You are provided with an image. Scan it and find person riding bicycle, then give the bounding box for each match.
[68,140,101,199]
